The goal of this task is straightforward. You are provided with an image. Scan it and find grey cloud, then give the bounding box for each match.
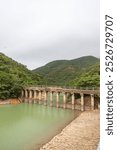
[0,0,100,69]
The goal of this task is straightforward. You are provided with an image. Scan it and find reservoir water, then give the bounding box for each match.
[0,103,77,150]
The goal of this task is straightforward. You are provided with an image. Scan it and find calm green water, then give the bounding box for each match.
[0,103,76,150]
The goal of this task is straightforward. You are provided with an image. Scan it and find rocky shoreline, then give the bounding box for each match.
[40,110,100,150]
[0,99,21,105]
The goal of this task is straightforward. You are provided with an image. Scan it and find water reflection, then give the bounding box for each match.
[0,103,76,150]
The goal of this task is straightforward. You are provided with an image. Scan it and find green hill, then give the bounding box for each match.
[33,56,99,86]
[0,53,45,100]
[68,63,100,88]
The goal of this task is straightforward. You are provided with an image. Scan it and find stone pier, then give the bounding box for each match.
[56,92,60,108]
[80,93,84,111]
[44,91,47,106]
[91,94,94,110]
[29,90,32,103]
[63,92,67,109]
[33,90,37,104]
[24,90,28,103]
[50,92,53,107]
[39,91,42,104]
[71,93,75,110]
[21,86,100,111]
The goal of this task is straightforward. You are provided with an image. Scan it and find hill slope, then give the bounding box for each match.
[33,56,99,86]
[0,53,45,99]
[69,63,100,88]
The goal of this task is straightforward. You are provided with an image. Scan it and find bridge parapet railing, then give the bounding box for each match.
[24,85,100,90]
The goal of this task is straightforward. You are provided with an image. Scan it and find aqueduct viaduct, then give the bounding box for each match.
[21,86,100,111]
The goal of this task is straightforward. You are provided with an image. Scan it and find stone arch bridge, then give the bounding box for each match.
[21,86,100,111]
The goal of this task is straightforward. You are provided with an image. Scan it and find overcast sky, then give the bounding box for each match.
[0,0,99,70]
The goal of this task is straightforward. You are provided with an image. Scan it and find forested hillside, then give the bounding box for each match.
[33,56,99,86]
[68,63,100,88]
[0,53,45,100]
[0,53,100,100]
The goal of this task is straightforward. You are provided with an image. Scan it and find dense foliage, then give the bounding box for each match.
[0,53,100,100]
[68,64,100,88]
[33,56,99,86]
[0,53,45,100]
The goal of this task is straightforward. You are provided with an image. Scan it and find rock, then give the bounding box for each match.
[40,110,100,150]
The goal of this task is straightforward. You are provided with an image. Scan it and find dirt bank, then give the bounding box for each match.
[40,110,100,150]
[0,98,21,105]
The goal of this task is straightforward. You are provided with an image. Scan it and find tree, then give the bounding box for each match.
[69,64,100,88]
[0,53,45,100]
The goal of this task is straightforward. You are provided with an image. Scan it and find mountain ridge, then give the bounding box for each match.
[33,55,100,86]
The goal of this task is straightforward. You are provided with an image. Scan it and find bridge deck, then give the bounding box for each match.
[24,86,100,95]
